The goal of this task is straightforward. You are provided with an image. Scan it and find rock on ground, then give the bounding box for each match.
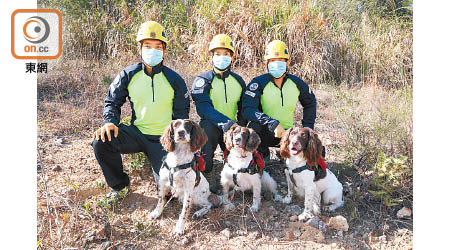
[327,215,349,231]
[396,207,412,219]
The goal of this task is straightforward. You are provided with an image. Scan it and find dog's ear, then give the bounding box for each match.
[280,127,293,158]
[245,128,261,152]
[224,124,238,151]
[160,121,175,152]
[305,128,322,165]
[190,121,208,152]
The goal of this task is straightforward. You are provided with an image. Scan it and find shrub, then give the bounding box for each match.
[369,152,411,207]
[333,85,413,209]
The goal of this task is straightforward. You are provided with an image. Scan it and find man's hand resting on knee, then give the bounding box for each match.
[93,122,119,142]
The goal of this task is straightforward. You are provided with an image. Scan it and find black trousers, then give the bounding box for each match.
[247,121,280,158]
[199,120,226,173]
[91,124,166,191]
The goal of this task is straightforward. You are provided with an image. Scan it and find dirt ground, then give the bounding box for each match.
[37,64,412,249]
[36,133,412,250]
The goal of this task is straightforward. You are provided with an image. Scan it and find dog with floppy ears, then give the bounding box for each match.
[220,124,281,212]
[149,119,220,235]
[279,126,344,221]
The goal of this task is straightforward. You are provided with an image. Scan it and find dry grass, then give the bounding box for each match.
[41,0,412,88]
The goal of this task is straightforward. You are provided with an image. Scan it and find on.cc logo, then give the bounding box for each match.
[11,9,62,59]
[23,16,50,44]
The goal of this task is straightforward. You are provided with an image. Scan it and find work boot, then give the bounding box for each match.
[108,183,130,198]
[204,167,219,194]
[105,185,129,206]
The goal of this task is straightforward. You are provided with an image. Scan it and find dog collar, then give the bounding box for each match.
[223,148,257,162]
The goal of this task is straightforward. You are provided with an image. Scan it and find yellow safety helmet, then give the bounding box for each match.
[264,40,290,60]
[136,21,168,44]
[208,34,235,54]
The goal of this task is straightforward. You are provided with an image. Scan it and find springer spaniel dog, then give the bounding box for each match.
[149,119,217,235]
[280,126,344,221]
[220,124,281,212]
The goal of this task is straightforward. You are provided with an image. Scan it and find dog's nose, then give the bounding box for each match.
[177,131,185,137]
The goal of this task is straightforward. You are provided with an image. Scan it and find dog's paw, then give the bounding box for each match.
[298,211,314,222]
[224,203,235,211]
[149,209,161,219]
[192,208,208,219]
[192,211,201,220]
[173,222,185,235]
[281,196,292,204]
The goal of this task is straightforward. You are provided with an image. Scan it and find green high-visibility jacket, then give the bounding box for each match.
[103,63,190,135]
[242,73,317,131]
[191,70,247,132]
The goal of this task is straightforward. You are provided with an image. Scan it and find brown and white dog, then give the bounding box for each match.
[149,119,216,235]
[280,126,344,221]
[220,124,281,212]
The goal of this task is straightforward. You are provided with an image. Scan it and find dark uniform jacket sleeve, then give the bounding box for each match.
[242,75,280,132]
[191,76,235,132]
[291,75,317,129]
[103,70,130,126]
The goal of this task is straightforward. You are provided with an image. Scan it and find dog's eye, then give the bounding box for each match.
[184,122,193,131]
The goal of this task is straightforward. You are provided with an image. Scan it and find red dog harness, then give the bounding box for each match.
[223,149,265,187]
[317,158,328,170]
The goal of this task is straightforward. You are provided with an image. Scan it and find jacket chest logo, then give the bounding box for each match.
[195,78,205,88]
[249,83,258,91]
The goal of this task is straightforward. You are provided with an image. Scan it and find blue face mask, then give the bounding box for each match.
[142,48,163,67]
[212,55,232,71]
[268,61,287,79]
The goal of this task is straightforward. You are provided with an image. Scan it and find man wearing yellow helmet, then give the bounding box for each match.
[92,21,190,198]
[191,34,247,193]
[242,40,317,162]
